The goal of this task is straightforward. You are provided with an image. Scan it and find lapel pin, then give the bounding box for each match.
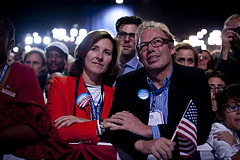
[138,89,149,100]
[76,93,91,108]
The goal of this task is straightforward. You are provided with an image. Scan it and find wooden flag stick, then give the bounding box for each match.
[171,99,193,141]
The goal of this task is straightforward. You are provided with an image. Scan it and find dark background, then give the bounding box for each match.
[1,0,239,45]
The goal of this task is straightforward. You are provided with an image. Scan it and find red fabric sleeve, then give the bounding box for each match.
[2,103,75,160]
[1,62,117,159]
[0,62,75,159]
[9,62,45,106]
[47,76,99,144]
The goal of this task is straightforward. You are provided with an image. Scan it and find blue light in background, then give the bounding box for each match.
[82,5,134,36]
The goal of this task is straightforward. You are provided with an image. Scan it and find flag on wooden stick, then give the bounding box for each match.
[171,100,197,158]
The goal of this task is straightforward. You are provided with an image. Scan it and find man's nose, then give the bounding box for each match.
[51,56,56,61]
[124,35,131,42]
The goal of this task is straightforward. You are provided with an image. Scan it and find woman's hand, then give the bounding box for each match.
[54,115,90,129]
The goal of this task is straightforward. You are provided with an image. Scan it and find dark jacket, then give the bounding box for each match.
[106,63,214,159]
[215,51,240,84]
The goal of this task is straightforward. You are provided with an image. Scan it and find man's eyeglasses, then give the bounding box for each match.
[137,37,173,53]
[223,103,240,113]
[117,31,135,40]
[209,86,223,92]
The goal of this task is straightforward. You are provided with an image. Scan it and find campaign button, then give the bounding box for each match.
[138,89,149,100]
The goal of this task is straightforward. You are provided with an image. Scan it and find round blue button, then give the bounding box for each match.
[138,89,149,100]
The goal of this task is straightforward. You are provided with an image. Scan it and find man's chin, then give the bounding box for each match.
[48,69,59,74]
[122,51,132,55]
[121,50,135,58]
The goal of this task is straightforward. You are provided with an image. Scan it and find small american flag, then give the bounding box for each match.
[76,93,91,108]
[176,100,197,158]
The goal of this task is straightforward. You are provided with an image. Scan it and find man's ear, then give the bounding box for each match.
[138,55,142,63]
[170,46,176,55]
[7,38,15,51]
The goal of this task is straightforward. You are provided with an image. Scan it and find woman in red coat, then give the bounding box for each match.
[47,30,120,159]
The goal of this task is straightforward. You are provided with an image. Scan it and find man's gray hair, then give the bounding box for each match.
[136,21,175,44]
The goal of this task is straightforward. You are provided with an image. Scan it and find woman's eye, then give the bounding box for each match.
[91,47,97,51]
[177,58,184,63]
[104,51,112,56]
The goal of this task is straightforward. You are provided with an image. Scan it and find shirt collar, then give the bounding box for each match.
[146,68,173,95]
[120,55,140,69]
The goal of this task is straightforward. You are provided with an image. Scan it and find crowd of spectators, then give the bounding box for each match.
[1,13,240,160]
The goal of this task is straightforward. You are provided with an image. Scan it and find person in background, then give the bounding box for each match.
[23,47,47,92]
[47,30,120,160]
[13,49,24,63]
[36,41,70,95]
[205,70,227,112]
[173,42,199,67]
[65,54,75,72]
[45,41,69,75]
[215,14,240,84]
[44,72,64,100]
[8,52,15,61]
[115,16,143,76]
[207,83,240,159]
[211,49,221,65]
[44,72,64,104]
[198,49,214,72]
[104,21,214,160]
[0,16,75,160]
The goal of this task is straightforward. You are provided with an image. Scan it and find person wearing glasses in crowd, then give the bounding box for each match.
[215,14,240,84]
[198,49,214,72]
[205,70,227,112]
[104,21,214,160]
[206,83,240,160]
[115,16,143,76]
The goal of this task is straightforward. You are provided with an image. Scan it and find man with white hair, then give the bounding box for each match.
[105,21,214,160]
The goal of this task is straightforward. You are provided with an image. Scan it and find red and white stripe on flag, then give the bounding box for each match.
[176,100,197,158]
[80,96,90,107]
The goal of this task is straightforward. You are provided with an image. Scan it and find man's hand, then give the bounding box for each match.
[221,27,235,60]
[233,31,240,50]
[105,111,152,138]
[134,138,176,160]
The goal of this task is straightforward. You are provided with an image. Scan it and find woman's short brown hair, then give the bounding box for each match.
[174,42,199,67]
[69,30,120,86]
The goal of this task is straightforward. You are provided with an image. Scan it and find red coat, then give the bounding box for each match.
[1,62,116,160]
[47,75,114,144]
[0,62,74,159]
